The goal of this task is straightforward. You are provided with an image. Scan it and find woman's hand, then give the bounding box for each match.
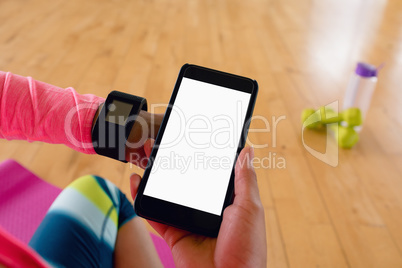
[125,111,163,168]
[130,144,267,267]
[92,102,163,167]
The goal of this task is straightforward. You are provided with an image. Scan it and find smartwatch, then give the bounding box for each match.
[92,91,148,162]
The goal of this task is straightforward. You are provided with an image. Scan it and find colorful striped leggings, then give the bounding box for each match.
[28,175,136,267]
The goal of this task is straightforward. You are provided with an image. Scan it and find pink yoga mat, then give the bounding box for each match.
[0,159,175,267]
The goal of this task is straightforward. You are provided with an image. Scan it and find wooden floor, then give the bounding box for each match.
[1,0,402,267]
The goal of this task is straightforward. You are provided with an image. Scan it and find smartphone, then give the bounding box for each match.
[134,64,258,237]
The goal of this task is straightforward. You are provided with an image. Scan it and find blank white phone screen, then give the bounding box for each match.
[143,77,251,215]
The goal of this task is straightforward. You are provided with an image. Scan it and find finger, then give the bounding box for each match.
[147,220,169,238]
[126,149,147,169]
[234,147,260,204]
[144,138,155,158]
[127,138,155,168]
[129,173,142,199]
[147,220,192,249]
[150,113,164,139]
[138,111,164,139]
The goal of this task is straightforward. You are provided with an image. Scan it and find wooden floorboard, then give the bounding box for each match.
[1,0,401,267]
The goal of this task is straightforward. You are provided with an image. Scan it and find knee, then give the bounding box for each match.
[64,175,136,227]
[72,174,100,185]
[68,175,114,190]
[67,175,120,206]
[67,175,104,193]
[70,174,107,186]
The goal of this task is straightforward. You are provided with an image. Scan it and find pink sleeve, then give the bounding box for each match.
[0,71,105,154]
[0,226,49,268]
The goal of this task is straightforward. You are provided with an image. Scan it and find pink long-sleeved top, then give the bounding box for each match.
[0,71,105,154]
[0,71,105,267]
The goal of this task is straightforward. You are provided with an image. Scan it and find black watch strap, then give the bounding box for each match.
[92,91,147,162]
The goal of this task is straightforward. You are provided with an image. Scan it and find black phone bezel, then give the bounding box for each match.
[134,64,258,237]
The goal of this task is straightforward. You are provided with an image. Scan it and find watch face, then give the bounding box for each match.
[106,100,133,126]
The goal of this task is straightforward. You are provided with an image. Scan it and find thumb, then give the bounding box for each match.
[130,173,142,199]
[234,146,260,205]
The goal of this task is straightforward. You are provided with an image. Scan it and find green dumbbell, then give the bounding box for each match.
[301,107,362,129]
[302,107,362,148]
[329,124,359,148]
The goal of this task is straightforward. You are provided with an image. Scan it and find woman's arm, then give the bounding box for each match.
[0,71,104,154]
[0,71,164,163]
